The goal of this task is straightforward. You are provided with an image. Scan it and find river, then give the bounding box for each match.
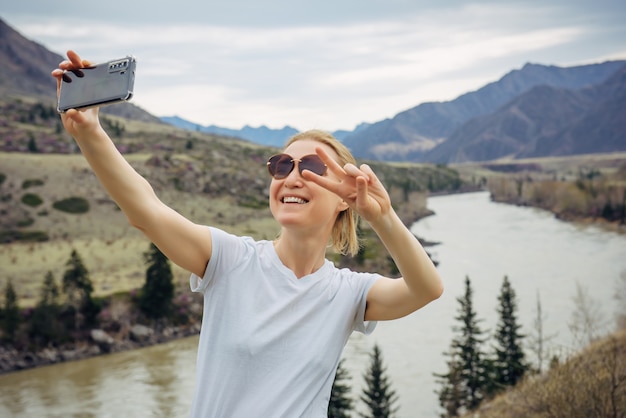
[1,191,625,417]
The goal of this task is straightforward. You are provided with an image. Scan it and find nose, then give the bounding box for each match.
[283,161,304,186]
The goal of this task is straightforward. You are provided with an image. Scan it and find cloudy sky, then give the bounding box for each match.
[3,0,626,131]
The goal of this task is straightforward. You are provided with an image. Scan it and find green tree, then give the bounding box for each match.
[62,249,95,330]
[435,276,490,417]
[328,359,354,418]
[492,276,528,391]
[435,349,465,418]
[360,343,398,418]
[139,243,175,320]
[27,135,38,153]
[30,271,63,346]
[2,279,20,343]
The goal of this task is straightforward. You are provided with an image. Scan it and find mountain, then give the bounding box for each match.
[3,15,625,162]
[160,116,299,147]
[160,116,372,146]
[423,64,626,163]
[342,61,626,161]
[0,18,162,124]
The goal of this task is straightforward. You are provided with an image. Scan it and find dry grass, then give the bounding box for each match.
[466,329,626,418]
[0,151,280,307]
[0,101,458,308]
[0,149,431,307]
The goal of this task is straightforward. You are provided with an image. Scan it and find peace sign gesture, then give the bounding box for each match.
[302,146,392,226]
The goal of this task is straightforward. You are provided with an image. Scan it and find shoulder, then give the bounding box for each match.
[327,264,381,292]
[209,227,268,253]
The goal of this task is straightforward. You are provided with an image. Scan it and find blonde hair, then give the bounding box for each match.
[285,129,360,257]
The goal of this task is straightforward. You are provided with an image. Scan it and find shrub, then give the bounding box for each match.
[52,197,90,214]
[21,193,43,207]
[0,173,6,186]
[0,230,49,243]
[22,179,45,189]
[16,217,34,227]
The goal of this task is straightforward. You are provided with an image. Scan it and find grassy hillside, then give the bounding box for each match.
[0,97,465,307]
[464,329,626,418]
[0,151,279,307]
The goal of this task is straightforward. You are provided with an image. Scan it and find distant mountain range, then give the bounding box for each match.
[343,60,626,163]
[163,60,626,162]
[159,116,371,147]
[424,65,626,162]
[2,16,625,163]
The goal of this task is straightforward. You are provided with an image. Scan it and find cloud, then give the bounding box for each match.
[4,1,625,130]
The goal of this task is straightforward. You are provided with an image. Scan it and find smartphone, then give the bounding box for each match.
[57,56,136,113]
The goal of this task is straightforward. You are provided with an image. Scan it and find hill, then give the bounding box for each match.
[463,329,626,418]
[0,93,464,307]
[0,18,162,124]
[342,61,626,162]
[4,15,625,164]
[160,116,299,147]
[423,64,626,163]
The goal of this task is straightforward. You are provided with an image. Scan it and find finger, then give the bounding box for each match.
[51,68,64,96]
[343,163,370,182]
[60,51,92,70]
[301,169,343,195]
[355,176,369,211]
[315,146,346,176]
[359,163,383,188]
[67,50,84,67]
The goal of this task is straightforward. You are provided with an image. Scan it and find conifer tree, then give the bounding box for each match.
[2,278,20,343]
[62,249,95,330]
[139,243,175,320]
[328,359,353,418]
[360,343,398,418]
[492,276,528,390]
[435,276,490,416]
[434,348,464,418]
[30,271,62,346]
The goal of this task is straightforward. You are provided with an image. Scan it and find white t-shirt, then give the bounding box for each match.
[189,227,379,418]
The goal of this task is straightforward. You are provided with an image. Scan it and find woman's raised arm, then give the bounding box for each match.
[52,50,212,277]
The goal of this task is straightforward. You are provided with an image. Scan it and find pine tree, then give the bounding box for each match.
[30,271,62,346]
[435,276,490,416]
[27,135,38,153]
[328,359,353,418]
[2,279,20,343]
[492,276,528,391]
[62,249,95,331]
[139,243,175,320]
[434,348,464,418]
[360,343,398,418]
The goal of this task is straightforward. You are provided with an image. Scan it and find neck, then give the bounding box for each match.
[273,232,328,279]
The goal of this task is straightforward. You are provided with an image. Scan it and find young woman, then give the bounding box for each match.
[52,50,443,417]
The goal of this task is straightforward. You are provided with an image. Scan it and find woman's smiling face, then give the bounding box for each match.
[269,139,347,233]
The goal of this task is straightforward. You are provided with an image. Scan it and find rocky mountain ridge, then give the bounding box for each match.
[2,16,624,163]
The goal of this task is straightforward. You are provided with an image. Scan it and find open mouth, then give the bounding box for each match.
[282,196,309,204]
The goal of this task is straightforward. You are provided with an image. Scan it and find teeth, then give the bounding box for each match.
[283,196,307,204]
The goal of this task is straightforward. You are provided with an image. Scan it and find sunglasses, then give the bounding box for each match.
[266,153,327,179]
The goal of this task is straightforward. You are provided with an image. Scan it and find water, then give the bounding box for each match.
[1,191,625,417]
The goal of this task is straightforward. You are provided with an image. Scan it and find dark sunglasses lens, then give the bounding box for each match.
[268,154,294,179]
[299,155,327,176]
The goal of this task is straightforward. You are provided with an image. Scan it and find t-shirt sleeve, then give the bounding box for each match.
[189,227,252,293]
[351,272,380,335]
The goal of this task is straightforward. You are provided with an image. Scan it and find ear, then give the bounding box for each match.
[337,200,349,212]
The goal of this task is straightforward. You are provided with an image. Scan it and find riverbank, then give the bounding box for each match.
[0,184,436,376]
[490,193,626,235]
[0,322,201,375]
[4,190,626,417]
